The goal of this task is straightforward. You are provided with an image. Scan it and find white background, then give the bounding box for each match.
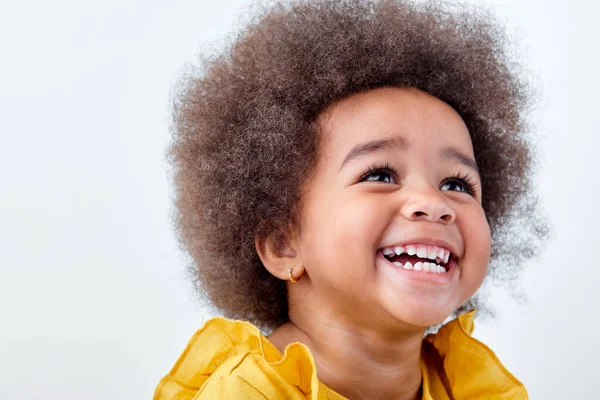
[0,0,596,398]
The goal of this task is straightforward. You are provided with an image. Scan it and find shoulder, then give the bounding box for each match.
[153,317,334,400]
[422,310,529,400]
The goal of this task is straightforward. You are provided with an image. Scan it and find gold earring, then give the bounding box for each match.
[287,268,299,283]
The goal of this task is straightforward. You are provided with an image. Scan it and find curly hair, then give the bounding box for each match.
[167,0,548,330]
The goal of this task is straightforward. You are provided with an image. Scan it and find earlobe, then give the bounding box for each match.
[255,234,305,281]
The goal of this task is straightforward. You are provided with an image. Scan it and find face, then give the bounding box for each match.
[293,87,491,329]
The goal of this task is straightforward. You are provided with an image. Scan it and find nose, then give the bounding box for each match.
[400,185,456,224]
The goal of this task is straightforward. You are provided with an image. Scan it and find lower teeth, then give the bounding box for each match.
[392,260,446,273]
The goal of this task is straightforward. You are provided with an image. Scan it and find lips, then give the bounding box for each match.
[377,249,457,284]
[385,253,448,273]
[381,242,456,266]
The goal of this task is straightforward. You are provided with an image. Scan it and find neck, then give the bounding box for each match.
[268,309,425,400]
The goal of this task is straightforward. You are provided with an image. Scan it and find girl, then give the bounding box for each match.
[155,0,546,398]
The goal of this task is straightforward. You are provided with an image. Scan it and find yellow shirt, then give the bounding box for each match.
[153,310,528,399]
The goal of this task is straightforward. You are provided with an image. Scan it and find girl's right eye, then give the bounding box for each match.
[358,163,398,184]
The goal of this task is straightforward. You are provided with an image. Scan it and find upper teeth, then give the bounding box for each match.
[382,244,451,264]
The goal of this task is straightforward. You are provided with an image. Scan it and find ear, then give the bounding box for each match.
[255,229,305,282]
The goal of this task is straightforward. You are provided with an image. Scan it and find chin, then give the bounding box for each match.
[402,309,451,328]
[385,296,457,328]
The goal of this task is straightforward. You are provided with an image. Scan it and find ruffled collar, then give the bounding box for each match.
[421,310,528,399]
[154,310,527,399]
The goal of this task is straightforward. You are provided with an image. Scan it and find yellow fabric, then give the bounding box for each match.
[154,310,528,399]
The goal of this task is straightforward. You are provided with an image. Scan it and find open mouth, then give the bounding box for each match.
[381,243,455,274]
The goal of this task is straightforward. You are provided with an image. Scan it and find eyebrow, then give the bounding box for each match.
[339,136,480,176]
[441,146,480,176]
[340,136,408,170]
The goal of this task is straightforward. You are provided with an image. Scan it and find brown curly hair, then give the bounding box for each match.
[167,0,548,331]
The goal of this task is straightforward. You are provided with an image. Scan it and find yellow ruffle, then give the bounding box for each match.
[422,310,528,399]
[154,310,528,399]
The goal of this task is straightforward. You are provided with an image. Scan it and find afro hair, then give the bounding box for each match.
[167,0,548,330]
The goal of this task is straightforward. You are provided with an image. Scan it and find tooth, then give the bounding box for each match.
[406,245,416,256]
[393,261,402,267]
[423,262,431,272]
[404,262,413,270]
[444,252,450,263]
[440,265,447,273]
[427,248,437,260]
[394,246,404,255]
[416,245,427,258]
[438,248,445,260]
[383,248,395,256]
[436,265,443,273]
[414,262,423,271]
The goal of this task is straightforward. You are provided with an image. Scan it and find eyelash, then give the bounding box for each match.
[358,163,479,196]
[443,172,479,196]
[358,162,398,183]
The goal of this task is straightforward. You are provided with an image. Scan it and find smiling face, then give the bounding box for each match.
[292,87,491,329]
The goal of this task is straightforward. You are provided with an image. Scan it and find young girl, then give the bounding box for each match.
[155,0,546,398]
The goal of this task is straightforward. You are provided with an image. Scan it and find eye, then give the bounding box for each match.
[358,163,398,184]
[440,173,477,196]
[440,179,470,193]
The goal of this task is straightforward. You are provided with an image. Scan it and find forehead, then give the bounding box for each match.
[317,87,474,160]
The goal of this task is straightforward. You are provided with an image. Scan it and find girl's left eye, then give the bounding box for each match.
[440,175,477,196]
[440,179,469,192]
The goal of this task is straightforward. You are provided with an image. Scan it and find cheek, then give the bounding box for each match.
[303,193,386,275]
[461,207,492,287]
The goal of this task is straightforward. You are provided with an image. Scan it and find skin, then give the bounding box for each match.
[257,87,491,400]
